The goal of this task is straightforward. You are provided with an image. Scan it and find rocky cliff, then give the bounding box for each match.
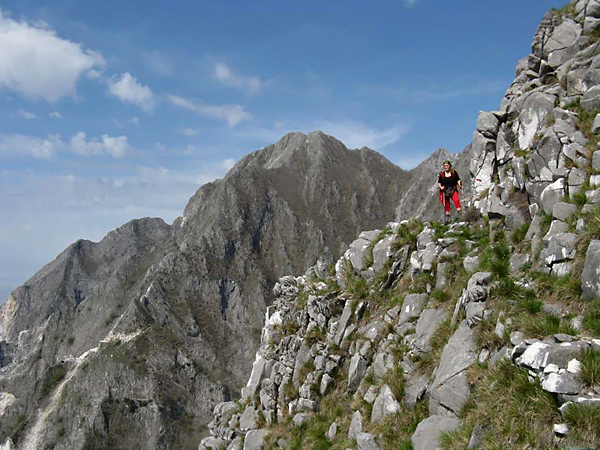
[0,131,409,449]
[4,0,600,448]
[195,1,600,449]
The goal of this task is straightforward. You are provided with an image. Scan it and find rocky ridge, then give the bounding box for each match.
[0,131,410,449]
[198,1,600,449]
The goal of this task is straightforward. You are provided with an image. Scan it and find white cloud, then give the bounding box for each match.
[70,132,129,158]
[108,73,155,112]
[181,127,200,137]
[315,121,410,150]
[0,133,60,158]
[131,116,139,126]
[168,94,251,127]
[0,10,105,102]
[17,109,36,119]
[215,63,262,95]
[49,111,62,119]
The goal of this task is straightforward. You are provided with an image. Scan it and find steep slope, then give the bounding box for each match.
[195,1,600,449]
[0,131,409,449]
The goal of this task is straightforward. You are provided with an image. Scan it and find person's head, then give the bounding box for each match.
[443,160,452,171]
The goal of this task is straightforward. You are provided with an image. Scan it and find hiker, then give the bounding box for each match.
[438,160,462,223]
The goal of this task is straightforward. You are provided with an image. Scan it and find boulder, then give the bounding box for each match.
[582,240,600,300]
[326,421,337,440]
[348,410,363,440]
[293,413,310,427]
[518,92,556,149]
[243,430,269,450]
[463,256,481,272]
[582,85,600,110]
[414,309,448,353]
[334,300,353,346]
[539,233,577,267]
[593,113,600,134]
[411,415,461,450]
[436,262,448,290]
[356,433,380,450]
[593,150,600,171]
[347,238,372,272]
[540,179,565,215]
[372,235,396,274]
[544,19,582,67]
[398,294,429,325]
[509,252,530,275]
[477,111,500,138]
[240,406,259,431]
[542,371,582,395]
[429,321,478,415]
[552,202,578,222]
[348,355,368,393]
[404,374,429,410]
[371,385,401,424]
[242,355,267,400]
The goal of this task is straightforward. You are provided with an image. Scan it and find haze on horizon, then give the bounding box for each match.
[0,0,566,302]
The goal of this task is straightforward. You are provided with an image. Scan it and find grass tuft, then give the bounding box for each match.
[579,347,600,388]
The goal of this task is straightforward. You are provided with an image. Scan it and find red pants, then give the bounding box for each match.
[439,190,461,213]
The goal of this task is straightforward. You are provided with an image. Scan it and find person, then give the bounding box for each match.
[438,160,462,223]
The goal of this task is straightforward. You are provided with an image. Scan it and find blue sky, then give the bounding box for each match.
[0,0,566,302]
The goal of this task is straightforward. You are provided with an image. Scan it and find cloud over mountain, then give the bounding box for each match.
[0,10,105,102]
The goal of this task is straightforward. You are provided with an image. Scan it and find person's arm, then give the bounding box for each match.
[438,173,444,190]
[455,171,462,189]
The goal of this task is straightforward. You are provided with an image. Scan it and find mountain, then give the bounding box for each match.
[196,1,600,449]
[0,131,410,449]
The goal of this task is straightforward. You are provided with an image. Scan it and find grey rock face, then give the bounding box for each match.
[0,131,409,449]
[348,410,363,440]
[429,321,478,415]
[411,415,461,450]
[371,385,401,424]
[582,240,600,299]
[243,429,269,450]
[348,355,368,393]
[398,294,429,325]
[356,432,380,450]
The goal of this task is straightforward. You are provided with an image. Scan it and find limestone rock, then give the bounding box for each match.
[552,202,578,222]
[398,294,429,325]
[411,415,461,450]
[371,384,401,424]
[244,430,269,450]
[348,410,363,440]
[429,321,478,415]
[582,240,600,300]
[357,433,380,450]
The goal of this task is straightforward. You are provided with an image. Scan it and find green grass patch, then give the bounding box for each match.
[563,403,600,446]
[579,347,600,388]
[442,360,559,449]
[511,222,530,244]
[583,301,600,336]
